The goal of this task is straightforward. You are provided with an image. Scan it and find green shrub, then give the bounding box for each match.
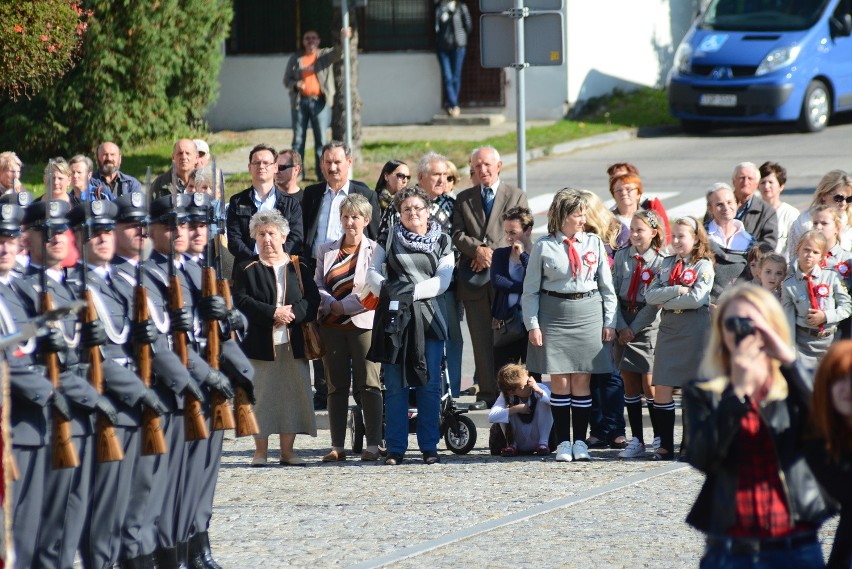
[0,0,233,161]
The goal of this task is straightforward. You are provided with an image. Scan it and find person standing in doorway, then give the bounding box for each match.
[435,0,472,118]
[284,28,351,181]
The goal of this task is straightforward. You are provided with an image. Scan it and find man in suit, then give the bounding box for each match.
[731,161,778,249]
[452,146,528,408]
[226,143,304,262]
[301,140,379,410]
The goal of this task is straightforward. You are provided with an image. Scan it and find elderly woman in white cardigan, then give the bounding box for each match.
[314,193,386,462]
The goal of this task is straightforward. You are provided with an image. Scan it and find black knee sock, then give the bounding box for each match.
[646,398,658,438]
[654,401,676,453]
[624,395,644,443]
[550,394,572,443]
[571,394,592,443]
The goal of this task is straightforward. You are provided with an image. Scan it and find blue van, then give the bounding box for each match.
[668,0,852,132]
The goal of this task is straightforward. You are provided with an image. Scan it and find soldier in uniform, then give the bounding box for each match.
[182,193,254,569]
[66,199,169,569]
[0,202,62,569]
[143,195,233,568]
[21,200,118,569]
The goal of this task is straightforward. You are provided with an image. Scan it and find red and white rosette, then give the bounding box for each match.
[837,261,850,278]
[815,282,830,309]
[640,268,654,293]
[583,251,597,278]
[681,268,697,286]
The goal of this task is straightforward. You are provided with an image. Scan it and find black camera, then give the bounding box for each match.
[724,316,756,346]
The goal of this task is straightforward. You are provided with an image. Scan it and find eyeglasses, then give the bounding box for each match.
[401,205,427,216]
[277,164,296,171]
[250,161,275,169]
[447,176,455,183]
[394,173,411,181]
[614,186,638,194]
[831,194,852,204]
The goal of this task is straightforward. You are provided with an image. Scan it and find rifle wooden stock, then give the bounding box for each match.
[168,274,208,441]
[218,277,259,437]
[2,361,19,481]
[202,267,235,431]
[83,291,124,463]
[134,285,167,456]
[41,292,80,470]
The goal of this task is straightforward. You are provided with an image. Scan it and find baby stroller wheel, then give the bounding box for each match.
[444,414,477,454]
[348,404,365,454]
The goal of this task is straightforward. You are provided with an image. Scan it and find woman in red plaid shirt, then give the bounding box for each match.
[684,284,835,569]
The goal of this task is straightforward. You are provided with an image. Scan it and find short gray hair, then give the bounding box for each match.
[705,182,734,202]
[416,151,448,179]
[392,186,432,213]
[69,155,94,174]
[732,162,758,179]
[249,210,290,239]
[340,193,372,220]
[470,145,501,163]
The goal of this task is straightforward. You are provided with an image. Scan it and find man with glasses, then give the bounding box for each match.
[274,148,305,203]
[283,28,351,181]
[226,143,304,263]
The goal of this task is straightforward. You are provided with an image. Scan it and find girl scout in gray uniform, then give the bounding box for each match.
[645,216,714,461]
[612,210,668,459]
[782,230,852,371]
[522,189,617,463]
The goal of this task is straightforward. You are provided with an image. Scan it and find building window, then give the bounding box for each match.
[358,0,434,52]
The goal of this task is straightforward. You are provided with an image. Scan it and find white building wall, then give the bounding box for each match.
[206,1,695,130]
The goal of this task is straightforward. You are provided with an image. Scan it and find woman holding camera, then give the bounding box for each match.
[684,284,834,569]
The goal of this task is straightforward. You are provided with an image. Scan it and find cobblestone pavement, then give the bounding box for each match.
[209,421,839,568]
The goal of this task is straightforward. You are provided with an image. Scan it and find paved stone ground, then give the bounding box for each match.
[209,420,839,568]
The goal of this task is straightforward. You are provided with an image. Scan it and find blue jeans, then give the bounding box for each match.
[383,338,444,456]
[700,541,824,569]
[436,47,466,109]
[589,367,626,443]
[291,95,330,179]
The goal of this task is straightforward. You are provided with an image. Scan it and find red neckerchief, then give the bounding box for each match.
[626,254,644,311]
[804,274,825,334]
[563,237,581,279]
[668,258,684,286]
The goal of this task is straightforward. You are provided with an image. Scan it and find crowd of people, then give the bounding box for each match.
[2,137,852,568]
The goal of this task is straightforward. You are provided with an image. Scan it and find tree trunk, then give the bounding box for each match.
[332,8,362,162]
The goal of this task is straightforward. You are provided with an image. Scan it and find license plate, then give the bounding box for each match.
[699,94,737,107]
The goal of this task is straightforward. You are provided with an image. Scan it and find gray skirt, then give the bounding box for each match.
[526,292,611,375]
[795,327,834,372]
[251,343,317,437]
[652,307,710,387]
[613,309,659,374]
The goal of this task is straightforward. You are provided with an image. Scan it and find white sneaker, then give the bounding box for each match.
[555,441,573,462]
[572,440,590,461]
[617,437,646,459]
[652,436,661,451]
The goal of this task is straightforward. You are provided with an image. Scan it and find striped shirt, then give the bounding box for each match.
[323,242,359,328]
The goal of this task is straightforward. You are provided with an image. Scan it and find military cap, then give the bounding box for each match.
[0,203,24,236]
[0,191,34,207]
[149,194,189,225]
[115,191,149,223]
[68,199,119,231]
[185,192,213,223]
[22,200,71,230]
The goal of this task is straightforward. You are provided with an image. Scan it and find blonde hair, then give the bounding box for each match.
[698,283,791,400]
[812,169,852,210]
[580,189,621,249]
[797,230,828,255]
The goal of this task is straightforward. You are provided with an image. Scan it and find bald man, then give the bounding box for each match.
[151,139,199,201]
[92,141,142,198]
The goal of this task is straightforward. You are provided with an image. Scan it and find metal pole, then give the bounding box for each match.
[342,0,353,150]
[514,0,527,192]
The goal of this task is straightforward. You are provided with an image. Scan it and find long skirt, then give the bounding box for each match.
[526,293,611,375]
[251,343,317,437]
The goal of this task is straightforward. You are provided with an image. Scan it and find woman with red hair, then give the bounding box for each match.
[808,340,852,569]
[609,170,671,245]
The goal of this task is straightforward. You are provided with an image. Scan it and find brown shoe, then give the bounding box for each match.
[322,449,347,462]
[360,450,380,462]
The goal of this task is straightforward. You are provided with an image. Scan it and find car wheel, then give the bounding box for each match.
[798,80,830,133]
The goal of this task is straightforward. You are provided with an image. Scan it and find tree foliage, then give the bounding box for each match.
[0,0,233,161]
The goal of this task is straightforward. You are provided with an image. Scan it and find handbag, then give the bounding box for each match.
[492,303,526,348]
[291,256,326,361]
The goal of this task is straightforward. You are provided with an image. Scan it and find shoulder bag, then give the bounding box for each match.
[291,255,326,360]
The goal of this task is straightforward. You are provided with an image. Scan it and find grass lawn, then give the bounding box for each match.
[20,87,675,197]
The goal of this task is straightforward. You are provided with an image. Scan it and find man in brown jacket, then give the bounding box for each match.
[452,146,528,408]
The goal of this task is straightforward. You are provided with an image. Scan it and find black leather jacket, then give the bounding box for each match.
[683,363,835,534]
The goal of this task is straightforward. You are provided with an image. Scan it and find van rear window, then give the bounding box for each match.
[700,0,830,31]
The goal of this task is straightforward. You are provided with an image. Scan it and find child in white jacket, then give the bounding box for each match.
[489,364,553,456]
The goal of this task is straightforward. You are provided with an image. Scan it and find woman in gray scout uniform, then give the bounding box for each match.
[645,216,715,461]
[522,189,617,464]
[613,210,668,459]
[782,230,852,372]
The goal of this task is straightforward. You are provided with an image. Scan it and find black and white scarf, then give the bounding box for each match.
[394,220,442,253]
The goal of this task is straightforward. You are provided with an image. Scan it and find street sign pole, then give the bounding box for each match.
[513,0,528,192]
[342,0,353,150]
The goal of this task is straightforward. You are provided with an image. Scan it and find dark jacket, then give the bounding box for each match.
[301,180,380,262]
[92,170,142,198]
[367,285,427,387]
[703,197,778,250]
[708,240,749,303]
[226,187,304,262]
[232,257,319,361]
[490,246,528,320]
[683,363,835,535]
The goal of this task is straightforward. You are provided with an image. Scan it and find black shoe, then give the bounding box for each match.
[189,532,222,569]
[177,541,189,569]
[120,554,155,569]
[584,436,608,449]
[468,400,487,411]
[384,453,404,465]
[155,546,180,569]
[422,451,440,464]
